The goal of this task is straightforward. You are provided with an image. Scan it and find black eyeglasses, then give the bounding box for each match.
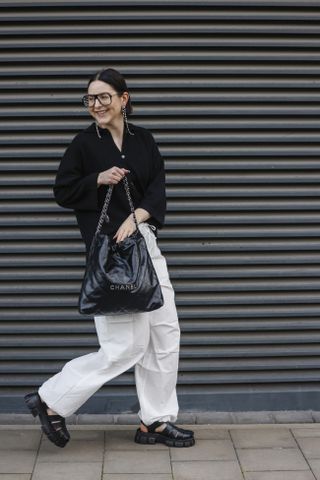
[81,92,120,108]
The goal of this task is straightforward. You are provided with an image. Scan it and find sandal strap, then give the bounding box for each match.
[140,420,193,439]
[142,420,164,432]
[47,414,63,421]
[46,414,66,432]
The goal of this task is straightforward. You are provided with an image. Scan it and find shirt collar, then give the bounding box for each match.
[89,121,131,137]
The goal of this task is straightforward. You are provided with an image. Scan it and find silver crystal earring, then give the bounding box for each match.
[95,122,102,139]
[122,105,134,135]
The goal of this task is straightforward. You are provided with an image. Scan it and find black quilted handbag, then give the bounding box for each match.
[78,176,164,315]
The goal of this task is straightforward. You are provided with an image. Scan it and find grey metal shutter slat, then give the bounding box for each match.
[1,0,320,414]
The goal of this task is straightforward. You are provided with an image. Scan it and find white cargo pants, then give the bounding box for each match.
[38,222,181,425]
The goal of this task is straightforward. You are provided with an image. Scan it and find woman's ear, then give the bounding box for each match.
[122,91,129,104]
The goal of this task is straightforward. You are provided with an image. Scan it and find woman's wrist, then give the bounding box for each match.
[133,208,151,224]
[97,172,102,187]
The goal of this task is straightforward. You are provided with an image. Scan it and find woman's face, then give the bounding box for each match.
[86,80,129,128]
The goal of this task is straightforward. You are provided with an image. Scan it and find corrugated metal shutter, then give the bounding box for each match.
[1,0,320,414]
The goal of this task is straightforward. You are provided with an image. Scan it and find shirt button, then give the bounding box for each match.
[121,154,125,159]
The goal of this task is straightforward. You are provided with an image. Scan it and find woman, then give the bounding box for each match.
[24,68,195,449]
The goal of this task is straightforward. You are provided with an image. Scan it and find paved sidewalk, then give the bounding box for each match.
[1,423,320,479]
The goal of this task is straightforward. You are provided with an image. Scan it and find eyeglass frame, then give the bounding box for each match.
[81,91,122,108]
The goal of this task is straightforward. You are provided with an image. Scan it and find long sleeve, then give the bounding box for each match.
[138,134,167,228]
[53,139,101,211]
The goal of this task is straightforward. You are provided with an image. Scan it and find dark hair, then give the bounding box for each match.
[87,68,133,115]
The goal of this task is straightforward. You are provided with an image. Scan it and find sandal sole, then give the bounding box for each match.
[134,429,195,448]
[24,393,69,448]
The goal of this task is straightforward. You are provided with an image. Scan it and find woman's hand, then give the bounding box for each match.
[97,167,130,186]
[113,208,151,243]
[113,214,137,243]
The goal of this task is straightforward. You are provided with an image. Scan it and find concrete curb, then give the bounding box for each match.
[0,410,319,425]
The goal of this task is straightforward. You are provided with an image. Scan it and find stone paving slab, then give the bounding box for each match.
[0,451,36,474]
[104,450,171,474]
[103,475,173,480]
[176,413,197,424]
[62,430,106,440]
[32,462,102,480]
[191,427,230,439]
[308,459,320,480]
[292,427,320,437]
[37,431,104,463]
[195,412,234,424]
[76,414,114,425]
[237,447,310,472]
[0,415,36,425]
[0,476,31,480]
[230,428,296,448]
[0,431,41,450]
[1,424,320,479]
[170,439,237,461]
[231,412,275,424]
[244,472,315,480]
[295,436,320,459]
[311,412,320,422]
[171,460,244,480]
[104,429,167,450]
[273,411,314,423]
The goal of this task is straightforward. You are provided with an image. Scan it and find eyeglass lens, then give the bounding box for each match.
[83,93,112,107]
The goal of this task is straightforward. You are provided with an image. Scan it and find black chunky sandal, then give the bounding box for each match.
[134,420,195,448]
[24,391,70,448]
